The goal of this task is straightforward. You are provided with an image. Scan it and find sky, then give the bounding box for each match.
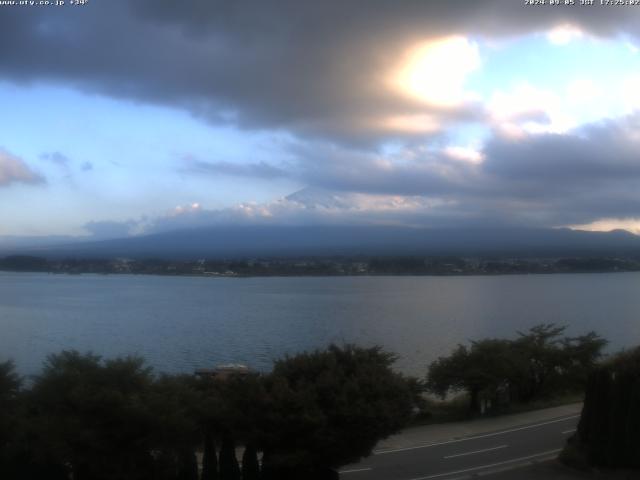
[2,0,640,241]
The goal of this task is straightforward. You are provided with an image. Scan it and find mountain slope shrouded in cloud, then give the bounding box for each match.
[13,225,640,260]
[5,188,640,260]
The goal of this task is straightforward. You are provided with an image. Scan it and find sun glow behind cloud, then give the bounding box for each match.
[379,114,442,134]
[569,218,640,235]
[391,36,481,108]
[546,24,584,45]
[443,146,484,165]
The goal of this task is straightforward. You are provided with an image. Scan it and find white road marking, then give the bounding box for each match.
[562,429,576,434]
[374,415,579,455]
[443,444,508,459]
[339,467,373,474]
[408,448,562,480]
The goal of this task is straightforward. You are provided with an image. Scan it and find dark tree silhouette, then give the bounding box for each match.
[260,344,415,477]
[427,325,607,413]
[568,346,640,468]
[219,436,241,480]
[28,351,156,480]
[201,432,219,480]
[241,443,261,480]
[0,361,23,479]
[178,449,198,480]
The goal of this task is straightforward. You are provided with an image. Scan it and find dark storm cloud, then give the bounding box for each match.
[484,117,640,182]
[172,111,640,229]
[3,1,640,231]
[266,116,640,227]
[282,142,477,197]
[1,0,638,144]
[85,111,640,233]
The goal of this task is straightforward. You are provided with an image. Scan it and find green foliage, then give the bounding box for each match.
[0,361,23,478]
[15,351,206,479]
[0,344,438,478]
[241,444,260,480]
[572,346,640,468]
[560,331,608,389]
[261,344,414,472]
[212,373,269,444]
[219,436,241,480]
[201,432,219,480]
[146,374,202,450]
[27,351,156,480]
[426,324,607,413]
[427,340,513,412]
[177,449,198,480]
[0,360,21,399]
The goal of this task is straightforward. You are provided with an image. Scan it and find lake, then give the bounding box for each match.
[1,272,639,377]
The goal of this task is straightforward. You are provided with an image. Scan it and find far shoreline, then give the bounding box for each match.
[2,268,640,279]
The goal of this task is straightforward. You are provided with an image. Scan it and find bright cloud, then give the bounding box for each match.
[0,149,44,187]
[566,79,600,104]
[546,24,584,45]
[391,36,481,108]
[621,74,640,112]
[443,146,484,165]
[379,114,442,134]
[171,203,202,216]
[139,188,457,233]
[569,218,640,235]
[488,84,571,136]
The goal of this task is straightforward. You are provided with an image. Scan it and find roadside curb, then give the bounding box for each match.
[374,403,583,453]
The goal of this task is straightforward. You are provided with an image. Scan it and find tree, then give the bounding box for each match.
[218,436,241,480]
[201,432,219,480]
[510,324,568,401]
[560,331,608,390]
[241,443,260,480]
[260,344,415,477]
[27,351,156,480]
[0,361,23,479]
[511,324,606,401]
[427,340,514,413]
[177,449,198,480]
[426,325,607,412]
[0,360,20,398]
[568,346,640,468]
[146,373,203,479]
[195,372,266,480]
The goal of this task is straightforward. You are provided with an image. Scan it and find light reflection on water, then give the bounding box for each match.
[1,272,639,376]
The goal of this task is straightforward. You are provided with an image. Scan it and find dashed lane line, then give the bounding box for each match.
[443,444,508,459]
[407,448,563,480]
[374,415,579,455]
[340,467,373,474]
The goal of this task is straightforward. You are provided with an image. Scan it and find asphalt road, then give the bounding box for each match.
[339,414,580,480]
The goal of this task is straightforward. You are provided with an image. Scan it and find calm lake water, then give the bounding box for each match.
[1,272,639,376]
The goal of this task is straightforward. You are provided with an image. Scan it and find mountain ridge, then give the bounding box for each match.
[5,225,640,260]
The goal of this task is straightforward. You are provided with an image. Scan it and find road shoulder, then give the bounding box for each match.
[375,403,583,453]
[482,459,638,480]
